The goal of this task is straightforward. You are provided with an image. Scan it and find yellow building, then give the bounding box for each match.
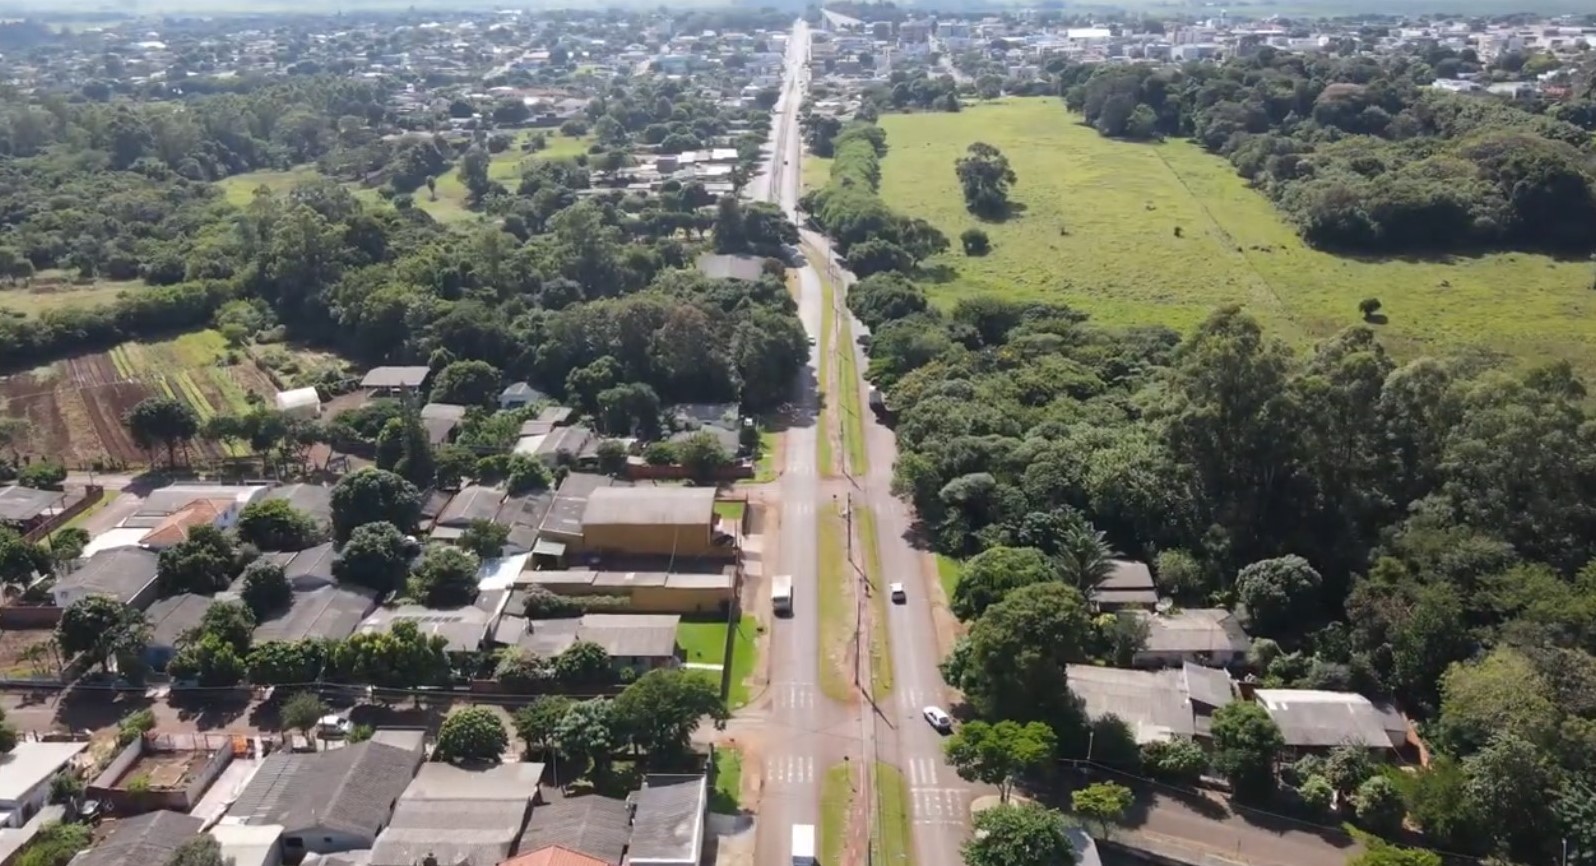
[577,487,731,559]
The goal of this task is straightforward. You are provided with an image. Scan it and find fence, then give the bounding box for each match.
[0,604,63,628]
[21,485,103,543]
[626,463,754,482]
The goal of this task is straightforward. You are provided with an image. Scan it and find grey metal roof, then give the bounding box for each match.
[695,252,766,282]
[0,486,61,522]
[264,484,333,527]
[577,614,680,660]
[670,403,741,431]
[369,799,530,866]
[420,403,469,422]
[1253,689,1401,749]
[437,485,505,527]
[537,406,574,426]
[253,585,378,644]
[146,594,217,648]
[361,367,430,389]
[402,762,543,802]
[500,382,546,402]
[1066,665,1195,744]
[627,775,706,865]
[519,619,580,657]
[1140,609,1251,656]
[518,792,631,866]
[496,492,556,530]
[541,473,618,538]
[1097,560,1155,592]
[261,542,339,589]
[0,742,87,802]
[72,811,203,866]
[359,606,491,653]
[1180,663,1235,710]
[56,547,159,604]
[534,426,595,459]
[227,741,422,837]
[580,488,715,528]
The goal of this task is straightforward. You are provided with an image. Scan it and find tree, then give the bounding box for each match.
[955,142,1017,219]
[329,620,450,690]
[962,802,1074,866]
[1072,782,1134,838]
[330,468,421,543]
[247,640,327,685]
[333,521,412,595]
[239,559,292,619]
[434,444,478,490]
[1235,555,1322,637]
[280,691,328,746]
[18,461,65,490]
[961,227,991,256]
[431,360,502,407]
[47,772,82,805]
[191,602,256,654]
[409,545,479,606]
[947,582,1089,728]
[0,706,16,754]
[1209,702,1283,801]
[555,699,617,780]
[56,596,148,673]
[435,707,509,763]
[116,709,155,746]
[0,532,48,587]
[166,634,246,687]
[1298,776,1335,814]
[676,431,730,481]
[1054,517,1118,591]
[164,835,226,866]
[613,668,728,760]
[950,546,1057,621]
[458,147,491,202]
[943,720,1056,802]
[157,525,238,596]
[1355,775,1406,837]
[235,499,318,551]
[1324,744,1375,796]
[13,823,89,866]
[1346,832,1442,866]
[513,695,573,753]
[1140,738,1208,784]
[597,440,629,476]
[458,519,510,559]
[554,640,613,686]
[1462,733,1558,858]
[1360,297,1383,320]
[495,648,552,692]
[124,397,200,468]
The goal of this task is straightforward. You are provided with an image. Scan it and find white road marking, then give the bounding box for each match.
[911,788,966,826]
[908,757,940,787]
[766,755,815,785]
[773,682,814,710]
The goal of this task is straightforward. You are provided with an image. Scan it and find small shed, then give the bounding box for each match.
[275,387,322,419]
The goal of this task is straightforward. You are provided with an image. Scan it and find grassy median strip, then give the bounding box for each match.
[817,504,854,703]
[873,762,914,866]
[816,261,836,478]
[856,503,894,699]
[835,314,870,478]
[821,763,854,866]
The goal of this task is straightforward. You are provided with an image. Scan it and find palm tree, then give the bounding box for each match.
[1054,519,1119,592]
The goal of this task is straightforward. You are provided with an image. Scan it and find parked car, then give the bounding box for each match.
[318,714,352,737]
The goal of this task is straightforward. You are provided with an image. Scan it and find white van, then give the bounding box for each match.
[772,575,794,616]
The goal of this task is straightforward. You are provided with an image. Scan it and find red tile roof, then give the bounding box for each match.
[498,845,611,866]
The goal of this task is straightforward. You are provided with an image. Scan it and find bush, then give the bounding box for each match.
[1140,737,1208,784]
[1298,775,1335,815]
[1359,297,1383,319]
[960,227,991,256]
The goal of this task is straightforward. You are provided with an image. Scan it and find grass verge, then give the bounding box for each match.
[815,262,836,478]
[817,504,854,703]
[711,747,742,815]
[936,554,962,603]
[857,504,893,699]
[873,763,913,866]
[821,762,854,866]
[835,312,869,477]
[713,500,747,523]
[676,614,760,709]
[753,429,778,483]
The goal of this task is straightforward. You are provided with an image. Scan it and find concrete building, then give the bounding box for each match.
[578,488,726,558]
[369,763,542,866]
[1132,608,1251,668]
[50,547,161,610]
[626,775,707,866]
[0,742,88,828]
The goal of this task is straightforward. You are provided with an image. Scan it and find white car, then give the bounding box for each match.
[889,582,906,603]
[317,714,352,738]
[923,706,953,733]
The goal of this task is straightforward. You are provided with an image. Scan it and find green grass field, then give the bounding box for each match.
[936,555,961,604]
[856,504,893,699]
[878,98,1596,373]
[821,763,854,866]
[873,763,913,866]
[711,747,742,815]
[219,131,592,224]
[0,270,143,315]
[676,614,759,709]
[818,504,853,703]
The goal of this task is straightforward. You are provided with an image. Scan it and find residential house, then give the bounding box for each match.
[1131,609,1250,668]
[512,791,631,866]
[498,846,608,866]
[626,775,706,866]
[370,763,542,866]
[530,473,621,563]
[1090,560,1158,611]
[0,486,65,536]
[667,403,742,456]
[515,424,599,467]
[495,613,682,672]
[495,490,556,554]
[577,488,730,559]
[420,403,470,446]
[1251,689,1410,756]
[513,561,735,614]
[249,543,377,644]
[50,547,161,610]
[499,382,547,411]
[1066,663,1234,744]
[83,485,268,558]
[209,824,284,866]
[144,593,218,669]
[137,497,236,550]
[432,485,506,542]
[222,739,425,857]
[357,604,497,653]
[360,367,431,394]
[0,742,88,828]
[264,484,334,529]
[68,811,204,866]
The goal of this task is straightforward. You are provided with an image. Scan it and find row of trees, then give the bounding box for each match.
[1058,53,1596,253]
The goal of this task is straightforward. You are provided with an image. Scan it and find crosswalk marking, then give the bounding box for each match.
[907,757,940,787]
[773,682,814,711]
[766,755,815,785]
[911,788,965,826]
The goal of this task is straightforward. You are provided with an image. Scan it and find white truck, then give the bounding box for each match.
[772,574,794,616]
[791,824,816,866]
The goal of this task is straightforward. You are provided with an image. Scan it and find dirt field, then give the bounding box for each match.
[0,330,279,468]
[0,627,60,679]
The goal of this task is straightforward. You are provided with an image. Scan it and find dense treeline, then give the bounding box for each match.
[798,119,948,277]
[855,272,1596,861]
[1058,53,1596,254]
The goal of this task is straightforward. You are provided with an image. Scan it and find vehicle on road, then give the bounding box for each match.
[792,824,816,866]
[772,574,794,616]
[923,706,953,733]
[890,582,906,603]
[318,714,352,737]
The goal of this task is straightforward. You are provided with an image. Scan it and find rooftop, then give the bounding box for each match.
[499,845,609,866]
[370,799,530,866]
[580,487,715,528]
[146,594,218,648]
[72,810,203,866]
[1091,560,1158,608]
[1181,662,1236,711]
[437,485,506,528]
[517,792,630,866]
[0,741,88,802]
[1066,665,1195,744]
[542,473,619,538]
[124,486,263,530]
[694,252,766,282]
[359,605,492,653]
[1138,608,1251,656]
[576,614,680,659]
[227,741,422,836]
[361,366,431,389]
[253,584,379,644]
[264,485,334,527]
[627,775,707,866]
[401,762,544,802]
[0,486,62,522]
[139,498,231,548]
[54,547,159,604]
[1253,689,1406,749]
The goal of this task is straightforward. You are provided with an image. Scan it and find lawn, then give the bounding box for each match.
[821,762,854,866]
[676,614,759,709]
[857,504,893,699]
[803,153,832,192]
[713,500,747,523]
[711,747,742,814]
[936,555,962,603]
[878,97,1596,374]
[873,763,913,866]
[0,270,143,316]
[752,429,778,483]
[215,165,322,206]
